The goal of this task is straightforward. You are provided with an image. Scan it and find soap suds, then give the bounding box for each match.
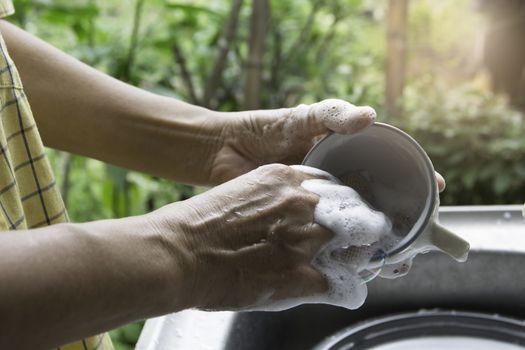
[247,166,420,312]
[300,176,399,309]
[273,100,377,152]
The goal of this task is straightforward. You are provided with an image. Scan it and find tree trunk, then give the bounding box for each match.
[385,0,408,119]
[243,0,268,109]
[202,0,244,108]
[479,0,525,110]
[173,41,200,104]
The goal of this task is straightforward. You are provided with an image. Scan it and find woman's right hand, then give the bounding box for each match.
[150,164,334,311]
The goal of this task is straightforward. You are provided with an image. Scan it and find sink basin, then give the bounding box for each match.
[136,205,525,350]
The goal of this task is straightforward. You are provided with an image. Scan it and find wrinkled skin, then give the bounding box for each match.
[208,99,445,189]
[152,164,334,310]
[150,167,445,311]
[210,99,377,184]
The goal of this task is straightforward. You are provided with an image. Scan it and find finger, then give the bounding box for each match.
[290,165,340,183]
[307,223,334,251]
[281,223,333,256]
[435,171,446,192]
[304,266,329,294]
[271,265,329,300]
[307,99,376,134]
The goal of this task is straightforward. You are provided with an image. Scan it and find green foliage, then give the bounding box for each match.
[401,78,525,205]
[109,321,144,350]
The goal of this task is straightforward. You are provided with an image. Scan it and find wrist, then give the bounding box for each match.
[149,96,227,184]
[142,201,199,311]
[81,211,197,315]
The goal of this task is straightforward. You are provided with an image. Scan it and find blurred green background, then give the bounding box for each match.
[7,0,525,348]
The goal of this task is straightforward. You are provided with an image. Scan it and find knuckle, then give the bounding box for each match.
[280,192,305,208]
[255,163,273,173]
[290,191,318,211]
[257,163,291,176]
[272,163,293,176]
[303,191,319,206]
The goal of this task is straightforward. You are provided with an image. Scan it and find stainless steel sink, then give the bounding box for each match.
[136,205,525,350]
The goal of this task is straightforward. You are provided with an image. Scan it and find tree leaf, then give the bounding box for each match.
[164,2,223,19]
[493,174,512,195]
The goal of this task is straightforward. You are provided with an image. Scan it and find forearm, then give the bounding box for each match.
[0,212,188,349]
[0,20,223,184]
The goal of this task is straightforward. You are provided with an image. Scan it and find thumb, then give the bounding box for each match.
[302,99,376,135]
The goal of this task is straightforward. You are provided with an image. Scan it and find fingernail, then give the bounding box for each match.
[436,172,446,192]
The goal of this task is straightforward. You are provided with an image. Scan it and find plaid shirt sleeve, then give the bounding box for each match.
[0,1,114,349]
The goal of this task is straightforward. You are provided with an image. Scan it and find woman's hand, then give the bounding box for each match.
[209,99,376,184]
[207,98,446,191]
[150,164,333,310]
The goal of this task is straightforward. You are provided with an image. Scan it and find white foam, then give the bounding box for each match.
[245,166,429,311]
[245,169,393,311]
[273,100,376,152]
[303,179,390,247]
[300,177,394,309]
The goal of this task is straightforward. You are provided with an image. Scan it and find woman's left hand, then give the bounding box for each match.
[209,99,376,184]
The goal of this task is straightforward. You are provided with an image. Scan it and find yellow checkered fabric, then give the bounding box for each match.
[0,0,13,18]
[0,1,113,349]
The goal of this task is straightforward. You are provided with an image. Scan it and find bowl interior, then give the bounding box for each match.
[302,123,436,254]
